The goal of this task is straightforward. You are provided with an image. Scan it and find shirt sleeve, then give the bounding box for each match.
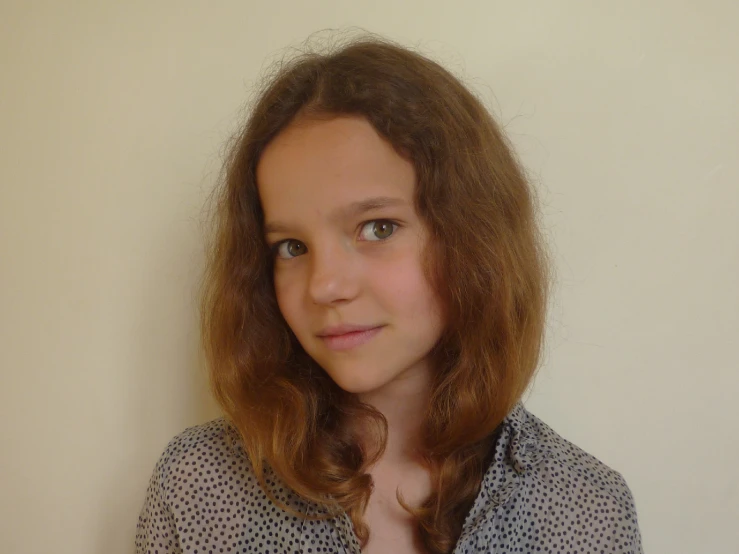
[134,448,182,554]
[609,471,644,554]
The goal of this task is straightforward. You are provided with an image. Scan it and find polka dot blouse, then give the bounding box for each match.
[135,402,643,553]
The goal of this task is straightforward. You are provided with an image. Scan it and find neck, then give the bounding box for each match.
[357,364,432,465]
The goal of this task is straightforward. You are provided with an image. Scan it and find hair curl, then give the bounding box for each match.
[200,31,552,554]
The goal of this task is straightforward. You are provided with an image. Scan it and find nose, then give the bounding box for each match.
[307,243,360,306]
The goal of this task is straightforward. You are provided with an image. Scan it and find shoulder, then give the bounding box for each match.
[522,407,635,503]
[158,417,243,459]
[137,419,307,553]
[508,405,643,552]
[151,417,255,495]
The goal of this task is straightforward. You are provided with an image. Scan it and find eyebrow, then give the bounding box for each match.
[264,196,408,235]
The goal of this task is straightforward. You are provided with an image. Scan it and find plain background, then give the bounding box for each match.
[1,1,737,553]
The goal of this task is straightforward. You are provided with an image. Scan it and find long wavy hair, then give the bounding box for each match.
[200,31,551,554]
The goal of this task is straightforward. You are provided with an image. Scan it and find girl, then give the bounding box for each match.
[136,34,642,554]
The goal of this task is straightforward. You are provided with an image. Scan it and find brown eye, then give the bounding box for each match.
[359,220,397,241]
[275,240,306,259]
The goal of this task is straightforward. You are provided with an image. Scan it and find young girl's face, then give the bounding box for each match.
[256,114,445,398]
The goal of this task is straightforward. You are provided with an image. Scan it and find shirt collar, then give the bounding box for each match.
[458,401,545,539]
[244,401,543,551]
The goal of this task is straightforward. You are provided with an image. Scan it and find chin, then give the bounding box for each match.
[330,376,387,396]
[321,366,392,396]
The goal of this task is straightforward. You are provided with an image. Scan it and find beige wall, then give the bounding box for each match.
[1,2,737,552]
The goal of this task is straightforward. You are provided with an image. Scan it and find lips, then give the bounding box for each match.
[317,323,382,337]
[317,324,384,351]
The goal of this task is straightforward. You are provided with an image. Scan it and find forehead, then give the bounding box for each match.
[256,115,416,220]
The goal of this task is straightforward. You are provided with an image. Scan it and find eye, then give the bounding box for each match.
[359,220,397,241]
[273,240,307,259]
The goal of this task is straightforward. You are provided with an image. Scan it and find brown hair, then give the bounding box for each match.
[200,31,551,554]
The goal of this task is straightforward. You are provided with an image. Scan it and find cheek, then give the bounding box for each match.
[376,259,441,320]
[273,275,301,327]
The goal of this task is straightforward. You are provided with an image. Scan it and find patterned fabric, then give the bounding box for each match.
[136,403,642,553]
